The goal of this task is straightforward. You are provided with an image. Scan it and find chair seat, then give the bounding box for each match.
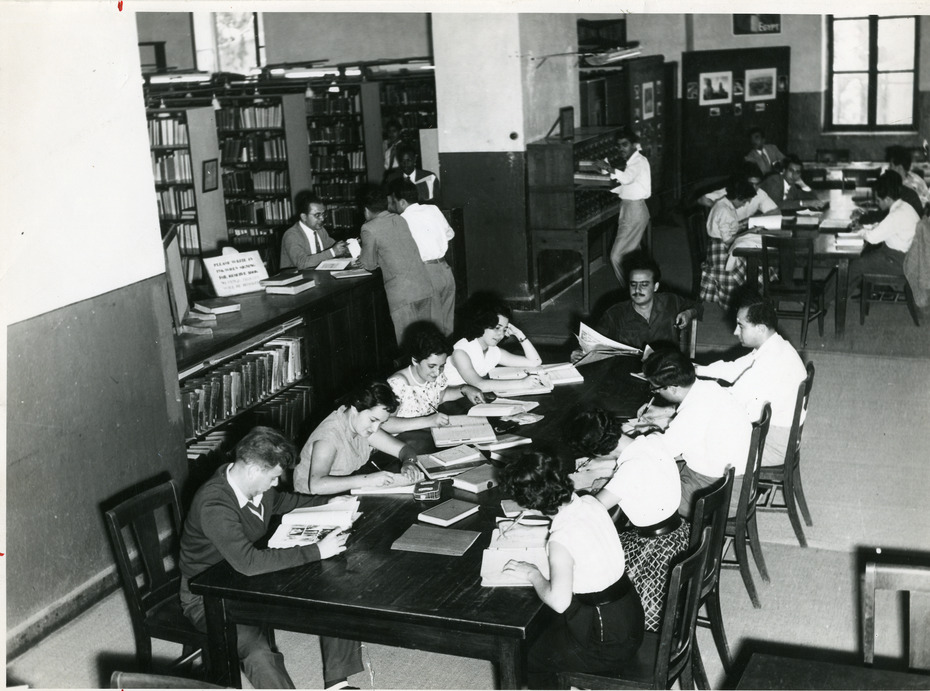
[145,595,206,646]
[559,632,659,689]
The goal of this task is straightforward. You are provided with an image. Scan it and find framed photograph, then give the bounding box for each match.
[709,107,721,117]
[734,103,743,117]
[699,71,732,106]
[558,106,575,140]
[733,79,744,97]
[642,81,655,120]
[202,158,219,192]
[745,68,777,102]
[686,82,699,100]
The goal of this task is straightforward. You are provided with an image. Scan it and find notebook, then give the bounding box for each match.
[391,524,481,557]
[428,444,484,466]
[430,416,496,447]
[418,498,480,527]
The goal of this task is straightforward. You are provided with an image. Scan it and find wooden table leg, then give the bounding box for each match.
[835,258,849,337]
[581,232,590,315]
[202,595,242,688]
[494,638,526,690]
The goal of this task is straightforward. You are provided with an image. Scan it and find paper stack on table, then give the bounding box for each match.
[574,323,641,366]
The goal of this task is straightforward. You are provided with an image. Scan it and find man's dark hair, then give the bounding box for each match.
[738,291,778,331]
[294,190,324,216]
[388,178,419,205]
[460,291,512,340]
[236,426,298,470]
[725,176,756,202]
[886,145,912,172]
[875,170,903,201]
[748,126,765,138]
[361,184,388,213]
[617,126,640,144]
[342,379,399,415]
[624,251,661,283]
[741,161,764,180]
[782,154,803,171]
[643,348,696,389]
[404,322,452,362]
[500,451,573,516]
[565,408,624,457]
[395,142,417,161]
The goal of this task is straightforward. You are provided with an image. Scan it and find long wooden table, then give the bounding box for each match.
[733,188,866,338]
[736,652,930,689]
[190,355,647,688]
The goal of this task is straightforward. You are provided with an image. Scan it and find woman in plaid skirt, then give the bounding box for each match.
[699,177,757,311]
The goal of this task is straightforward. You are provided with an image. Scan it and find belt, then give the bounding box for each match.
[575,573,634,607]
[635,513,682,538]
[424,258,447,265]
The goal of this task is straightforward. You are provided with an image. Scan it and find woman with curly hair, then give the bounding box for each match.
[500,451,643,688]
[566,408,689,633]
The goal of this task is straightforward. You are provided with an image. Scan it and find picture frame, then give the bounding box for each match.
[745,68,777,102]
[202,158,219,193]
[698,71,733,106]
[642,81,655,120]
[558,106,575,140]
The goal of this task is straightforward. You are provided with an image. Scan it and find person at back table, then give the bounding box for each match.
[570,252,701,362]
[178,426,361,690]
[886,145,928,211]
[744,127,785,177]
[760,154,824,211]
[698,162,779,222]
[280,191,350,270]
[699,176,757,311]
[696,292,806,468]
[390,179,456,335]
[384,143,441,204]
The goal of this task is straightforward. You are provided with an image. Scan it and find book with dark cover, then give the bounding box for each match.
[418,498,480,527]
[265,277,316,295]
[391,524,481,556]
[260,269,304,287]
[192,297,241,314]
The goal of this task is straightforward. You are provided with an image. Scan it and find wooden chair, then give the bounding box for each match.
[862,555,930,671]
[721,404,772,609]
[556,527,713,690]
[685,210,707,300]
[110,671,224,689]
[760,236,836,347]
[757,362,816,547]
[104,480,208,673]
[689,466,736,683]
[860,274,921,327]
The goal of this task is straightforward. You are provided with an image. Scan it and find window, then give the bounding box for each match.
[826,15,919,131]
[192,12,266,75]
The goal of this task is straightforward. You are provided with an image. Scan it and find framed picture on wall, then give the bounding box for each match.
[698,71,732,106]
[745,68,777,102]
[202,158,219,192]
[642,81,655,120]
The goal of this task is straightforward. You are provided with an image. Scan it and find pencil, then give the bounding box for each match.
[501,510,526,537]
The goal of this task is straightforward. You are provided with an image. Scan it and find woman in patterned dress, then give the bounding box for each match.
[699,177,757,311]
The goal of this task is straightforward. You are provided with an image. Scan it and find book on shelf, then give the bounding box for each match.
[574,322,641,366]
[476,434,532,452]
[260,269,304,287]
[332,268,372,279]
[316,258,354,270]
[416,455,487,480]
[430,415,496,447]
[391,524,481,557]
[451,464,500,494]
[265,277,317,295]
[418,498,480,527]
[467,398,540,417]
[192,298,241,315]
[202,250,269,297]
[268,499,360,549]
[428,444,484,467]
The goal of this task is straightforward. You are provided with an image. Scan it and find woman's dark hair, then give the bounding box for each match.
[460,292,512,340]
[404,322,452,362]
[500,451,574,516]
[565,408,624,456]
[342,379,399,414]
[725,176,756,203]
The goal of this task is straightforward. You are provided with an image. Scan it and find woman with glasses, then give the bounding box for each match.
[444,292,543,394]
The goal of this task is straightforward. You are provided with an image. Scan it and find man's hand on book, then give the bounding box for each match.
[317,529,349,560]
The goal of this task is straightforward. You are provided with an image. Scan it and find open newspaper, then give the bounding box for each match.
[268,499,360,549]
[574,322,641,366]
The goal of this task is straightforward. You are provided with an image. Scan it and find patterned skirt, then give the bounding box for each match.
[699,237,747,311]
[619,521,692,632]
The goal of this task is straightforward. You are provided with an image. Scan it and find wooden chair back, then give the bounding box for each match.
[785,362,815,475]
[735,403,772,528]
[690,466,736,600]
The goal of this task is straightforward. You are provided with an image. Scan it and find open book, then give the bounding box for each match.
[480,522,549,587]
[268,499,360,549]
[467,398,540,417]
[489,371,554,397]
[574,322,641,366]
[431,415,496,447]
[315,258,353,271]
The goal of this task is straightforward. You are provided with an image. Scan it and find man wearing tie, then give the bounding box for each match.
[280,191,350,270]
[385,144,440,204]
[744,127,785,177]
[760,154,824,210]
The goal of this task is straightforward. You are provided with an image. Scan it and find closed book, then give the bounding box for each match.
[431,415,496,447]
[316,258,353,270]
[476,434,532,452]
[265,277,316,295]
[416,455,486,480]
[428,444,484,466]
[418,498,480,527]
[451,464,500,494]
[500,499,545,519]
[192,298,241,315]
[332,268,372,279]
[391,524,481,557]
[260,269,304,287]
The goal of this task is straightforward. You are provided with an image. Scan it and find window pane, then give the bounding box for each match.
[877,17,915,71]
[215,12,256,74]
[832,19,869,71]
[877,72,914,125]
[833,73,869,125]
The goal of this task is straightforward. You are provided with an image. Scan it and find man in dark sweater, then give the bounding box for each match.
[179,426,362,689]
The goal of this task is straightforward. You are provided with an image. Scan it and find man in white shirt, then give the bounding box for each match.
[698,162,779,221]
[390,179,456,335]
[597,127,651,288]
[279,192,349,270]
[696,293,806,468]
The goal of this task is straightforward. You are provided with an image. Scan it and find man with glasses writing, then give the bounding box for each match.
[280,191,350,270]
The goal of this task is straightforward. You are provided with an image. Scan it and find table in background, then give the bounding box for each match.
[736,652,930,690]
[191,355,647,688]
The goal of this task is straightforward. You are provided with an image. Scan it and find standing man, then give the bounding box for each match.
[760,154,824,211]
[179,426,362,690]
[696,293,806,467]
[390,179,456,336]
[744,127,785,177]
[358,184,433,346]
[280,191,350,270]
[385,143,441,205]
[598,127,651,288]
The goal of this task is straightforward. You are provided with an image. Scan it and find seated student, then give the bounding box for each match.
[886,146,928,211]
[294,380,423,495]
[567,409,689,633]
[384,143,441,204]
[699,176,757,311]
[698,162,779,221]
[744,126,785,177]
[696,292,806,468]
[854,169,923,226]
[280,191,350,270]
[179,426,360,690]
[847,170,920,294]
[500,451,644,690]
[445,292,544,393]
[571,253,701,361]
[616,349,752,518]
[381,323,487,434]
[760,154,824,210]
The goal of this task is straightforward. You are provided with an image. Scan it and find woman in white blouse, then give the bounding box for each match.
[699,176,756,310]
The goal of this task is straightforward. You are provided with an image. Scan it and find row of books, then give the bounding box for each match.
[172,222,202,255]
[311,154,365,174]
[306,94,361,116]
[156,187,195,220]
[575,189,620,225]
[250,383,313,441]
[307,122,362,146]
[381,82,436,107]
[216,104,284,131]
[325,206,360,229]
[222,169,291,196]
[148,117,189,147]
[574,137,619,167]
[151,150,193,185]
[221,134,289,164]
[181,336,306,439]
[313,180,363,201]
[225,198,293,225]
[388,110,438,130]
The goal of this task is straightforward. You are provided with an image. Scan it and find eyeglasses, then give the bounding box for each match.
[649,385,668,394]
[309,212,326,219]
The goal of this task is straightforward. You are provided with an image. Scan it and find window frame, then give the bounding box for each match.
[825,14,920,132]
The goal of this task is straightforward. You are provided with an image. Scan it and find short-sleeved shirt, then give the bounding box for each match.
[548,493,626,594]
[603,436,682,526]
[444,338,502,387]
[596,293,700,350]
[294,407,370,493]
[387,366,449,418]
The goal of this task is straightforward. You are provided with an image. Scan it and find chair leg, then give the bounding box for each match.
[800,296,811,347]
[905,282,921,327]
[863,279,872,318]
[136,635,154,672]
[692,638,710,690]
[746,513,770,583]
[784,469,809,547]
[733,527,762,608]
[679,649,696,690]
[704,588,732,674]
[817,292,826,337]
[793,459,813,527]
